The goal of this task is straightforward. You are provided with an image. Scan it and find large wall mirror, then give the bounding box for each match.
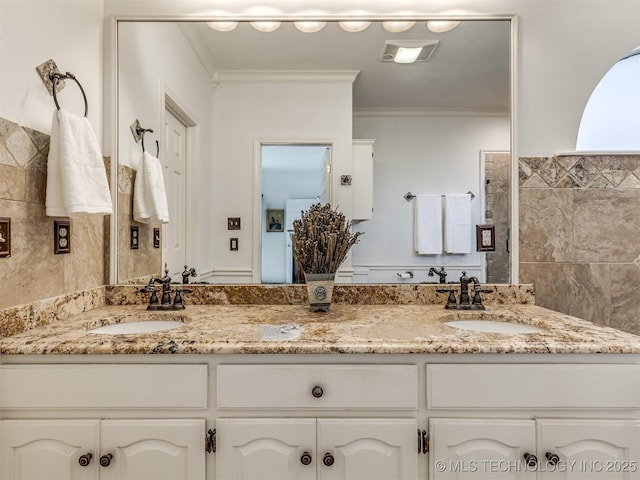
[115,17,513,285]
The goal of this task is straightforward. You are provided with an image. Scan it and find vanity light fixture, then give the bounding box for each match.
[206,21,238,32]
[427,19,461,33]
[338,20,371,33]
[382,21,416,33]
[250,21,281,32]
[294,21,326,33]
[379,40,439,64]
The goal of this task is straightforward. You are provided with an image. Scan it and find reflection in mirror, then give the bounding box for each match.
[116,19,511,285]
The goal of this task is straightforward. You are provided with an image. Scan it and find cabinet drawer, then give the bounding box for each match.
[0,364,207,410]
[427,364,640,409]
[217,364,417,409]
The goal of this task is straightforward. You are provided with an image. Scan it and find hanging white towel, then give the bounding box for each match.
[414,194,442,254]
[444,194,472,254]
[133,150,170,224]
[46,109,113,217]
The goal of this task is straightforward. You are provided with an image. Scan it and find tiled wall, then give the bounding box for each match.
[117,164,162,283]
[484,151,510,283]
[519,154,640,335]
[0,117,107,309]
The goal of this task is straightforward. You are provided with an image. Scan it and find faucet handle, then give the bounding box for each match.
[436,288,457,309]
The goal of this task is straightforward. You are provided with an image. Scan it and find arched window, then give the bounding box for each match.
[576,45,640,151]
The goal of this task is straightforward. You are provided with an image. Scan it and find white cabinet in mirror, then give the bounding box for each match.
[115,19,512,285]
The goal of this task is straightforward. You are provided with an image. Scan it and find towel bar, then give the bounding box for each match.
[404,191,475,202]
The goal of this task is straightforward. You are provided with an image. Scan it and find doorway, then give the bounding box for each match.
[260,144,332,283]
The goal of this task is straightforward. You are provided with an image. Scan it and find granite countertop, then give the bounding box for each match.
[1,303,639,355]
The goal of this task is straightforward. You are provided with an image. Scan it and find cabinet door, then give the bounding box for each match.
[430,418,536,479]
[0,419,100,480]
[99,419,205,480]
[216,418,316,480]
[317,418,418,480]
[537,419,640,479]
[351,140,374,220]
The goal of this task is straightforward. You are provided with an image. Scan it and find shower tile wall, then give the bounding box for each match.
[117,164,162,283]
[519,154,640,335]
[0,117,107,309]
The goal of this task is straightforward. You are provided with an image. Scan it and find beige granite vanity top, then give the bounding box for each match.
[1,303,639,355]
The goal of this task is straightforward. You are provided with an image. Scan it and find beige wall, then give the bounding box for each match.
[519,154,640,335]
[0,117,107,309]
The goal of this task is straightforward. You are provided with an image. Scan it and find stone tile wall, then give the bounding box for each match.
[0,117,107,309]
[484,151,511,283]
[117,164,162,282]
[519,154,640,335]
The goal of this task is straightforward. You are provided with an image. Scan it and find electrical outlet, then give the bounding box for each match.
[0,217,11,258]
[130,226,139,250]
[54,221,71,254]
[228,217,241,230]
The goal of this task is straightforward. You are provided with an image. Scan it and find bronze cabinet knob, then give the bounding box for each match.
[99,453,113,467]
[78,453,93,467]
[311,385,324,398]
[523,452,538,467]
[300,451,312,465]
[545,452,560,465]
[323,452,335,466]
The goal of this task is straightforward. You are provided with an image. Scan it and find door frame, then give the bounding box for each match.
[161,85,199,274]
[253,138,336,284]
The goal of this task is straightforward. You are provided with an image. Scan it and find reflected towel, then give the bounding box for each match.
[444,194,471,253]
[133,151,170,224]
[45,109,113,216]
[414,194,442,254]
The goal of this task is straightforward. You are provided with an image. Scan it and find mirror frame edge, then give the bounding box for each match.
[106,12,519,285]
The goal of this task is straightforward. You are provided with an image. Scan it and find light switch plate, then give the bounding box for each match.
[153,228,160,248]
[230,237,238,251]
[0,217,11,258]
[54,220,71,254]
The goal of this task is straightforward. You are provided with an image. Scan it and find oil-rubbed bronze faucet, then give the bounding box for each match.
[140,266,192,310]
[181,265,197,284]
[436,271,493,310]
[428,266,448,284]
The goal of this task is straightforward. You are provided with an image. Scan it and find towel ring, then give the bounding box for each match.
[50,71,88,117]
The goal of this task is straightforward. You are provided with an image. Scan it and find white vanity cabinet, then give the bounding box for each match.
[0,364,208,480]
[216,364,419,480]
[0,419,205,480]
[351,139,375,220]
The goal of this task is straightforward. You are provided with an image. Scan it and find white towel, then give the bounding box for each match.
[444,194,472,254]
[414,194,442,254]
[46,109,113,217]
[133,151,170,224]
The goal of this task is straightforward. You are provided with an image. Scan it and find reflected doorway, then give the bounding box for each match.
[261,144,331,283]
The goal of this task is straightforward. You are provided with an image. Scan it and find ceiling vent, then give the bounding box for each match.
[379,40,439,63]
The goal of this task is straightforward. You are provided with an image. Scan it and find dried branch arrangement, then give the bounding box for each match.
[292,203,363,274]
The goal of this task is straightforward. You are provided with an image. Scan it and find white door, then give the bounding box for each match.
[0,419,100,480]
[537,419,640,479]
[317,418,418,480]
[163,108,187,279]
[430,418,536,479]
[100,419,205,480]
[216,418,316,480]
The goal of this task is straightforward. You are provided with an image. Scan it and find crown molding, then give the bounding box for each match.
[212,69,360,86]
[353,107,509,117]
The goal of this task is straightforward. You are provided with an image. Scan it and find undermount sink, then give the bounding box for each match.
[443,319,544,334]
[86,314,188,335]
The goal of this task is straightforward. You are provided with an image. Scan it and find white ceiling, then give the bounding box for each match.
[187,20,511,112]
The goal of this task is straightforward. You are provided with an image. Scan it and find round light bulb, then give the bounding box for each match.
[206,21,238,32]
[427,20,461,33]
[294,21,327,33]
[338,21,371,33]
[250,21,281,33]
[382,21,416,33]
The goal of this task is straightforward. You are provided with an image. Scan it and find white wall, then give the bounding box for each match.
[0,0,104,137]
[103,0,640,157]
[209,78,353,282]
[117,22,215,274]
[353,113,510,283]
